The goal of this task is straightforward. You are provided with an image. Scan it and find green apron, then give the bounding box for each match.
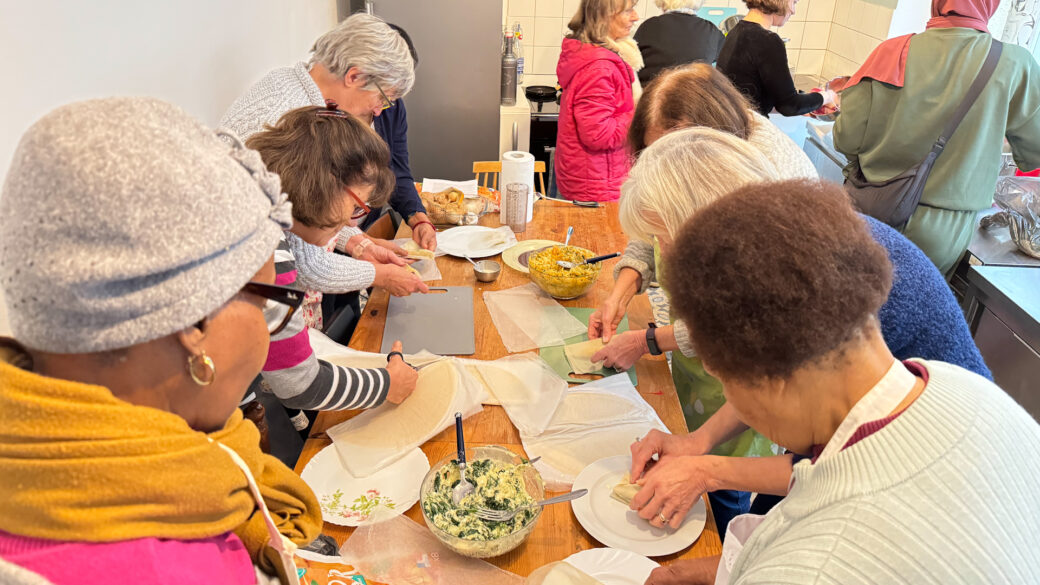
[654,244,775,458]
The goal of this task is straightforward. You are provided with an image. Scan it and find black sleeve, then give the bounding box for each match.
[711,28,726,63]
[377,101,426,221]
[756,34,824,117]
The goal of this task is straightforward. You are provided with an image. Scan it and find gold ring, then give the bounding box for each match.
[659,513,668,524]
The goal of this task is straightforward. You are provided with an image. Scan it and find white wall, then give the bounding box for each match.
[0,0,339,336]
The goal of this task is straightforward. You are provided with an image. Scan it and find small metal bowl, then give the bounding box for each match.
[474,260,501,282]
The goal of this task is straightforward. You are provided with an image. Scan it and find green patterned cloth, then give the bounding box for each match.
[654,244,775,458]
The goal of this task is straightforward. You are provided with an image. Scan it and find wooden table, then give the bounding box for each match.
[295,200,722,576]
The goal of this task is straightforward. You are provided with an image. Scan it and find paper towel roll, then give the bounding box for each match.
[501,150,536,223]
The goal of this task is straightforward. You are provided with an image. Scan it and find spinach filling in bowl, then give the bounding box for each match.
[423,458,536,540]
[419,446,544,558]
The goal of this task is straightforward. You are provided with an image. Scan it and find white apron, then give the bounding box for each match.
[213,441,300,585]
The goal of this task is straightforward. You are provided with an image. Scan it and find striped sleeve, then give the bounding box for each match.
[261,235,390,411]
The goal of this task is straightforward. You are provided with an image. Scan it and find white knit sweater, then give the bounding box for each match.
[220,63,376,299]
[730,360,1040,584]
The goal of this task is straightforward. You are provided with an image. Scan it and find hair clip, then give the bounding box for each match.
[317,100,350,118]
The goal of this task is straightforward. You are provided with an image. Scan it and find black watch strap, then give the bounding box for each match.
[646,323,662,356]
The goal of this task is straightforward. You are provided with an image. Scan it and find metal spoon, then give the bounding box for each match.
[476,489,589,522]
[557,251,621,270]
[563,226,574,247]
[451,412,476,505]
[463,255,478,267]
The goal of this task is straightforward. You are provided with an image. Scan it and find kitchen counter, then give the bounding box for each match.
[963,264,1040,420]
[965,207,1040,268]
[802,119,847,183]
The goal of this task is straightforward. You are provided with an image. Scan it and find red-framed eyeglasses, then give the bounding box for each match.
[346,187,371,221]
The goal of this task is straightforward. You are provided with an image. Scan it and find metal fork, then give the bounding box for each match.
[475,489,588,522]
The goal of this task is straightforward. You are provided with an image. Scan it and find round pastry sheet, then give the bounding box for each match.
[571,455,707,557]
[301,444,429,526]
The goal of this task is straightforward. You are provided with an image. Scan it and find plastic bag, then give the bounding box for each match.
[458,354,569,435]
[982,176,1040,258]
[339,515,525,585]
[484,283,587,353]
[327,360,484,477]
[294,550,389,585]
[520,374,669,491]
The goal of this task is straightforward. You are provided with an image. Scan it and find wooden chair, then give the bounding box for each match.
[473,160,547,195]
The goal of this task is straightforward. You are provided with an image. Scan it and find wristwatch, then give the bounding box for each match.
[645,323,663,356]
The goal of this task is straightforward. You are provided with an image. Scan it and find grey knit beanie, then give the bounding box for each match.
[0,97,293,353]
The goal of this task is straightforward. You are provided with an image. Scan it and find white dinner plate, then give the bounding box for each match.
[300,444,429,526]
[501,239,558,274]
[571,455,707,557]
[564,548,659,585]
[436,225,518,259]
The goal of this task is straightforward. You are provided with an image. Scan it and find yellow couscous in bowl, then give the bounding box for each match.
[528,245,601,299]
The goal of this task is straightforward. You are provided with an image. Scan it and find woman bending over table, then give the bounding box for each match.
[0,97,322,584]
[245,105,419,415]
[591,127,991,536]
[640,179,1040,585]
[628,62,816,175]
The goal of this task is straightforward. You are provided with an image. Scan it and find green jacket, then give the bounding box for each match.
[834,29,1040,211]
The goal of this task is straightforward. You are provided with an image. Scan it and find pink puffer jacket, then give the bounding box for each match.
[555,38,635,202]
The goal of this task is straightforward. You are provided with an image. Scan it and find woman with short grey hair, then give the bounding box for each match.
[221,12,433,337]
[634,0,726,85]
[309,13,415,100]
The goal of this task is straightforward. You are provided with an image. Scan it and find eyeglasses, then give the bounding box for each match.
[242,282,304,336]
[373,82,395,111]
[346,187,371,221]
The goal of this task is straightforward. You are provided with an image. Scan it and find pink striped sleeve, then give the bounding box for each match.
[264,328,313,371]
[275,269,298,286]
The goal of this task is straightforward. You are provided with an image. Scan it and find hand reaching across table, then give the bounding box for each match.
[409,212,438,251]
[374,263,429,296]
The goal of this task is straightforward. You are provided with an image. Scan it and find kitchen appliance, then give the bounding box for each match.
[525,85,560,106]
[357,0,502,179]
[529,95,560,195]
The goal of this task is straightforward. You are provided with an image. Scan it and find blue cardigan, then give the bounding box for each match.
[361,99,426,230]
[867,215,992,379]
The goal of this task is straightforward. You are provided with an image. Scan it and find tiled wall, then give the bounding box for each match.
[822,0,894,78]
[503,0,666,88]
[776,0,836,77]
[502,0,894,85]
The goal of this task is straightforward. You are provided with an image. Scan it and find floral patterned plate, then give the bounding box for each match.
[301,444,430,527]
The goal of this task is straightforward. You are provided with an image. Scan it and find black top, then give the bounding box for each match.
[716,20,823,116]
[634,12,726,86]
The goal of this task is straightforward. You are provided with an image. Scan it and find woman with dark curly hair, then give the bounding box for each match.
[639,179,1040,585]
[716,0,834,116]
[593,126,989,543]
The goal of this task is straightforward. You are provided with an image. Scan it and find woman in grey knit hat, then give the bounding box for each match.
[0,96,367,583]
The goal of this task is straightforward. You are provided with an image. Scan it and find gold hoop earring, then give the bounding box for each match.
[187,352,216,386]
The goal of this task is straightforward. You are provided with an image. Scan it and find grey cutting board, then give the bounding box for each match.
[380,286,475,355]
